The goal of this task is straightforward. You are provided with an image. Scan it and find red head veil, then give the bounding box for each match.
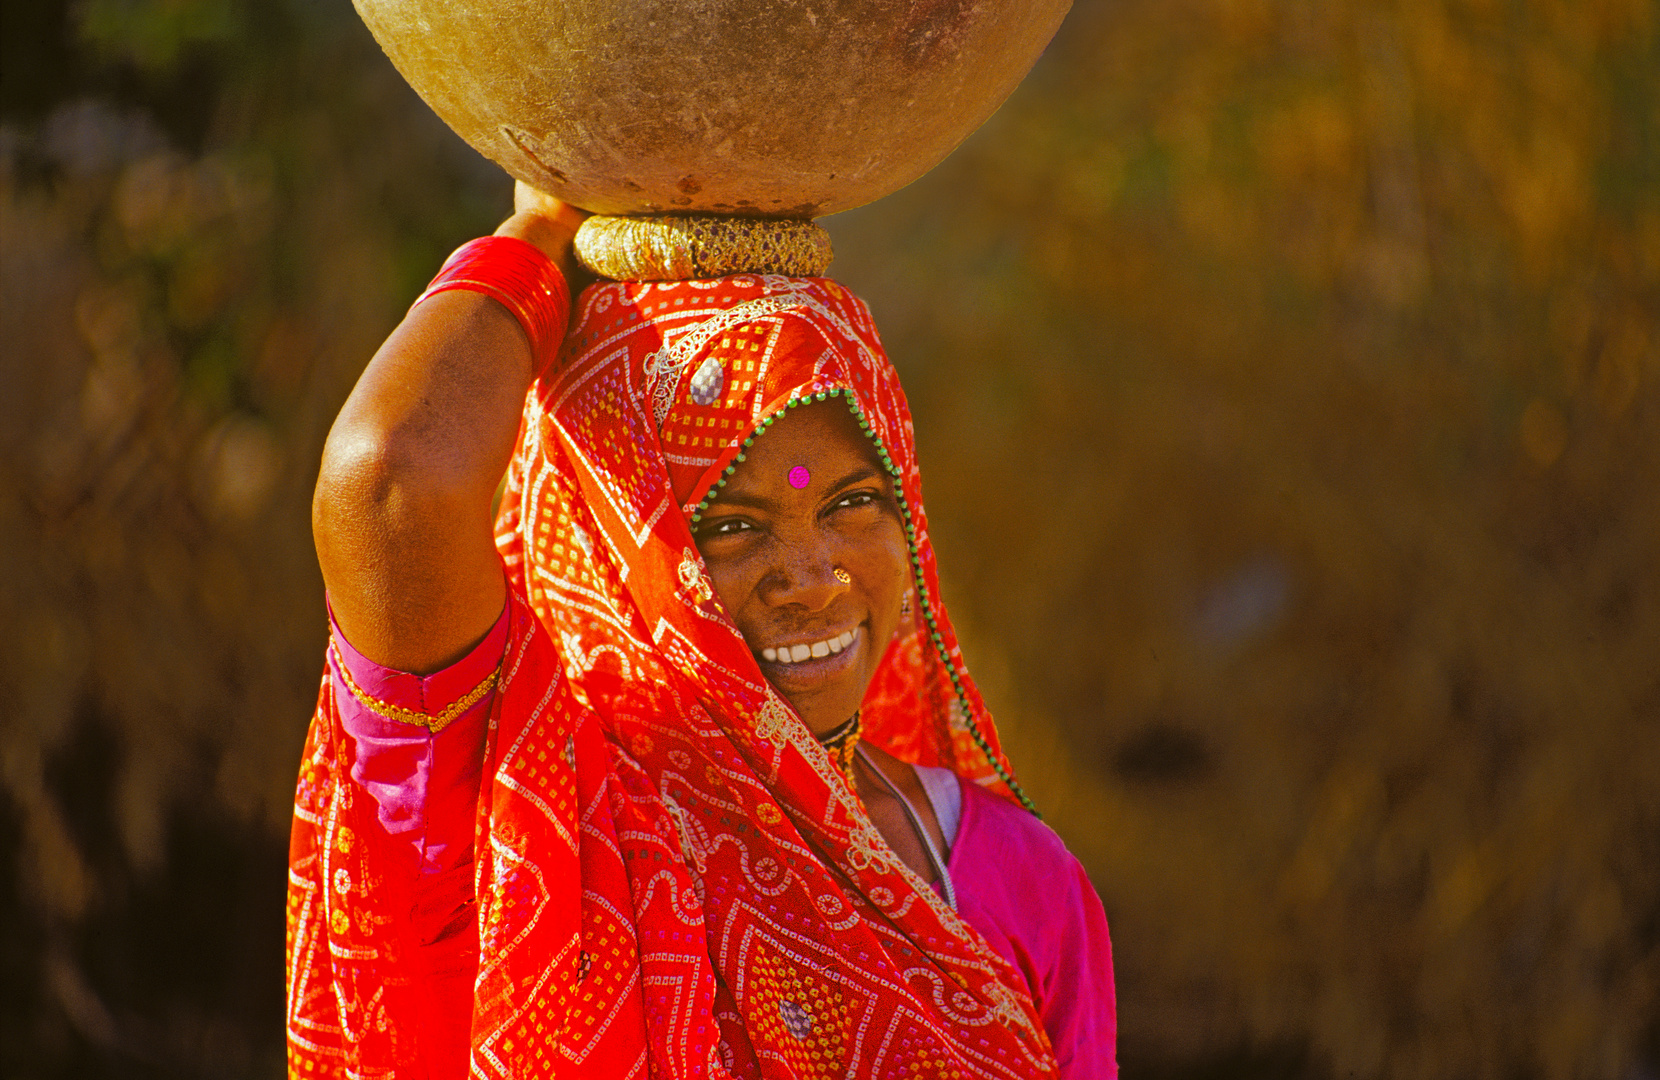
[287,275,1056,1078]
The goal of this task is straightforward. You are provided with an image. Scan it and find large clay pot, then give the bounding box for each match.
[353,0,1071,218]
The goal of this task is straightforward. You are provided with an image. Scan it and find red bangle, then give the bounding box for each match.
[414,236,571,378]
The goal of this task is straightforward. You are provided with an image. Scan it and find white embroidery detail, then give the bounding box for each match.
[981,978,1040,1038]
[677,548,714,604]
[754,697,794,747]
[642,292,811,428]
[845,821,894,874]
[661,793,707,874]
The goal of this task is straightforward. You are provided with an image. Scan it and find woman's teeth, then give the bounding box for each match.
[762,628,857,665]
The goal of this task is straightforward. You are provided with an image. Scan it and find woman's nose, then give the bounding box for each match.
[761,547,850,611]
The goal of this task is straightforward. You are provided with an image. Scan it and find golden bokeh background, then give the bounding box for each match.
[2,0,1656,1076]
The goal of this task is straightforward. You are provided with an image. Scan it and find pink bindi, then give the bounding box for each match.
[787,465,811,489]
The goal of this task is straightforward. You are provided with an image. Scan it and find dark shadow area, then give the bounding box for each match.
[1120,1041,1329,1080]
[6,709,287,1079]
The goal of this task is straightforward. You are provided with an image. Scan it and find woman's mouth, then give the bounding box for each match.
[760,627,858,665]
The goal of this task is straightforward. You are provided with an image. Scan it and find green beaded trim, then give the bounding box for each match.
[691,387,1038,815]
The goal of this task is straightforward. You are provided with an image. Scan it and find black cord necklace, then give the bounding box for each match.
[816,710,863,787]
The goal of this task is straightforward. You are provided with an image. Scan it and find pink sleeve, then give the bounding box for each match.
[948,781,1119,1079]
[325,607,509,1075]
[327,604,508,881]
[1034,854,1118,1077]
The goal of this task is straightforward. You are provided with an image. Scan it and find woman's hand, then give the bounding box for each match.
[495,182,593,295]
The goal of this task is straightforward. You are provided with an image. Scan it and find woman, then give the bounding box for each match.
[289,187,1116,1078]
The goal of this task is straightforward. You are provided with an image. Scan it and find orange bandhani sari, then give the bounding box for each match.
[287,274,1057,1078]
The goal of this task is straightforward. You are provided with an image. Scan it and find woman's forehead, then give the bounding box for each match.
[723,399,884,494]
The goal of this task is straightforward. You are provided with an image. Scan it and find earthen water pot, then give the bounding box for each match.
[353,0,1072,218]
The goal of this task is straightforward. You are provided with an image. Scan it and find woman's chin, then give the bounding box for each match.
[787,698,866,737]
[753,628,872,730]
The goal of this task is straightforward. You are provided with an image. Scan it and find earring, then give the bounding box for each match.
[900,590,912,617]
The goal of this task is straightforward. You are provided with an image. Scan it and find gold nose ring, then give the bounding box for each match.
[833,567,852,584]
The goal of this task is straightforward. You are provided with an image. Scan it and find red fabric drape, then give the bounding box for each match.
[287,275,1056,1078]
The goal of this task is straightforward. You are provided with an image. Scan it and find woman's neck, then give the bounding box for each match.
[816,711,862,786]
[848,742,951,885]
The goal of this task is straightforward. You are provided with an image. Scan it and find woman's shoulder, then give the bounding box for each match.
[952,776,1078,874]
[947,776,1105,954]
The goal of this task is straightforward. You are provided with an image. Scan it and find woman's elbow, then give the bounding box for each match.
[313,422,465,556]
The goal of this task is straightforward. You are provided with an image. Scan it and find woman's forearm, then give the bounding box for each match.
[314,203,584,674]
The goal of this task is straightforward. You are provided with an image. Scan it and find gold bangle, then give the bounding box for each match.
[574,215,833,281]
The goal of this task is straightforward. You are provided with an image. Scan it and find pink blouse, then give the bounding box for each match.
[329,606,1117,1077]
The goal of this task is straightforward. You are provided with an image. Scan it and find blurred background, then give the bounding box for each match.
[2,0,1656,1076]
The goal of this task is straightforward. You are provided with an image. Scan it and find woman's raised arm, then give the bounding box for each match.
[313,188,586,674]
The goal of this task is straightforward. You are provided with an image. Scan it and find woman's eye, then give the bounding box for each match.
[834,490,878,510]
[705,518,750,536]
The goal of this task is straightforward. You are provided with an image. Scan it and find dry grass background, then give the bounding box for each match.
[2,0,1657,1077]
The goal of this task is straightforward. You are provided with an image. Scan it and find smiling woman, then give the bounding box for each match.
[692,401,910,737]
[294,189,1116,1078]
